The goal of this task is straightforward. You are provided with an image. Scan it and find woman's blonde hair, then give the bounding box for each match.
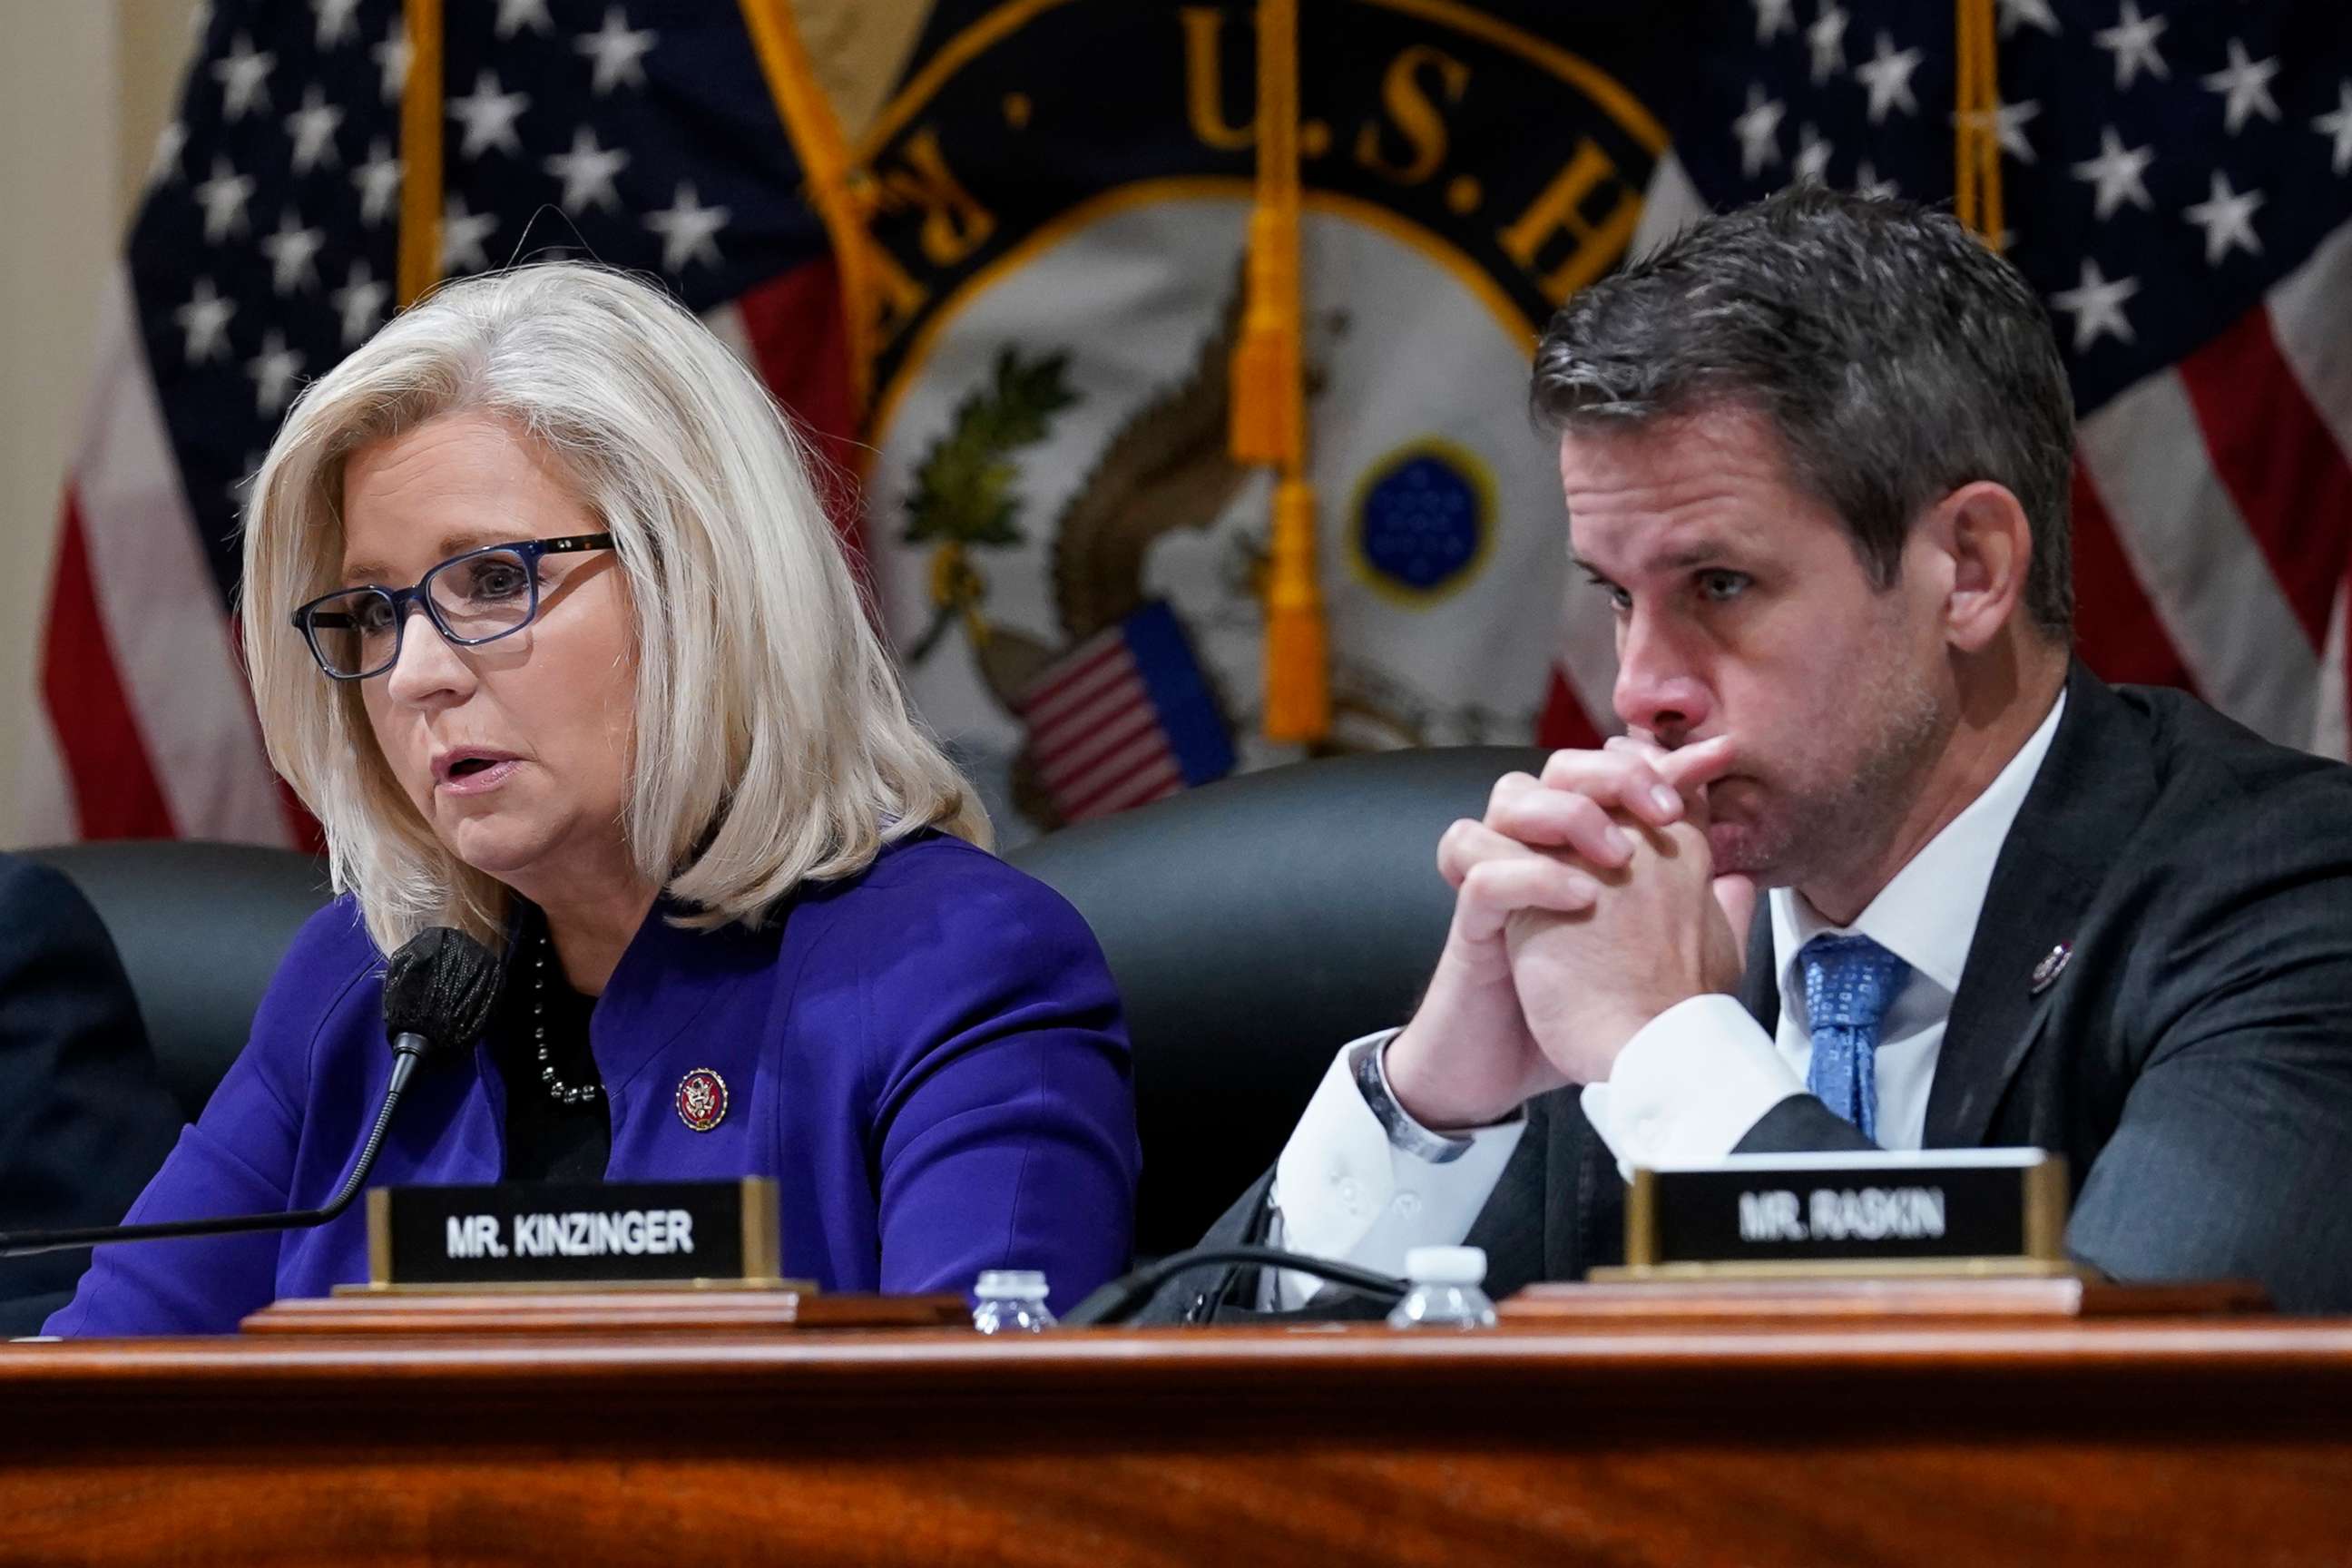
[241,262,986,955]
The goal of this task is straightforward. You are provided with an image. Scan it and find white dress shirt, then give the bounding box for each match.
[1264,692,2066,1308]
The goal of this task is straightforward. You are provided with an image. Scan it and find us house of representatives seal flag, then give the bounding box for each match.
[852,2,1683,838]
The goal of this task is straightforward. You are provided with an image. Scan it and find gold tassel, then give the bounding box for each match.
[740,0,877,415]
[395,0,444,307]
[1262,476,1327,740]
[1230,0,1327,741]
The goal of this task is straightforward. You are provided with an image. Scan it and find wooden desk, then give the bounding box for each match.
[5,1317,2350,1565]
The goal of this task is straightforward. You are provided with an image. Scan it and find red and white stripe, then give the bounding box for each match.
[2078,215,2352,757]
[24,268,292,847]
[1019,628,1184,823]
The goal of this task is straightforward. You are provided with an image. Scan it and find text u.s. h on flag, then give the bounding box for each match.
[1602,0,2352,757]
[21,0,856,846]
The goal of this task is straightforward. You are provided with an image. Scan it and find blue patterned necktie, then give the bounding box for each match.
[1798,935,1911,1142]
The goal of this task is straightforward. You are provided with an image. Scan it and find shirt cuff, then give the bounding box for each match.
[1578,994,1803,1179]
[1264,1031,1527,1309]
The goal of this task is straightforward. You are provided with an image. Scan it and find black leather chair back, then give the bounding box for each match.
[1008,745,1540,1257]
[23,842,331,1122]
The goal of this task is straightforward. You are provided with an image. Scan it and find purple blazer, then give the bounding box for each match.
[46,834,1138,1336]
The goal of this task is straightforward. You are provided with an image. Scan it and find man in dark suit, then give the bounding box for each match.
[1161,186,2352,1319]
[0,854,183,1334]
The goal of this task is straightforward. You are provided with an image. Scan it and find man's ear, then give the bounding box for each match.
[1931,481,2033,652]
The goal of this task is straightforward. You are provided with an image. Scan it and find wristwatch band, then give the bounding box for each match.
[1348,1034,1476,1165]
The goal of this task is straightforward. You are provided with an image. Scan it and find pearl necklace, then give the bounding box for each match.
[533,929,602,1106]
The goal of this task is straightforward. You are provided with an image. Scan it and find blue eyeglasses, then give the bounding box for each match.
[289,534,616,681]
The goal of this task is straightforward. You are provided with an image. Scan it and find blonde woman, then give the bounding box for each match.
[47,265,1138,1336]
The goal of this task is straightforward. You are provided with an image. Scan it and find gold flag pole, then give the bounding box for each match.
[1230,0,1327,743]
[740,0,878,416]
[395,0,443,307]
[1954,0,2005,255]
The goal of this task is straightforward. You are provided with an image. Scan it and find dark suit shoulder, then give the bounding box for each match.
[2113,682,2352,814]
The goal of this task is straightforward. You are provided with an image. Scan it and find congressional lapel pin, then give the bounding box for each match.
[2029,943,2072,995]
[675,1068,729,1132]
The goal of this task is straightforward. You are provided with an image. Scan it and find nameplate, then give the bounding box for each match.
[1599,1149,2071,1281]
[365,1179,782,1289]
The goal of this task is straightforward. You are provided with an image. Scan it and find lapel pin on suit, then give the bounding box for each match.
[2030,943,2072,995]
[676,1068,729,1132]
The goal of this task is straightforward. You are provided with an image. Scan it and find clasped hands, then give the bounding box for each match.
[1382,735,1754,1132]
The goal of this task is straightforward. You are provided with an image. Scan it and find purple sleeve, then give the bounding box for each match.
[860,867,1139,1316]
[43,910,369,1338]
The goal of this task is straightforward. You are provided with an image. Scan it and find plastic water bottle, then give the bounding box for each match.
[1387,1246,1499,1330]
[972,1269,1056,1333]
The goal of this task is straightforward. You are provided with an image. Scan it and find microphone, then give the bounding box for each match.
[1062,1245,1408,1327]
[0,926,502,1259]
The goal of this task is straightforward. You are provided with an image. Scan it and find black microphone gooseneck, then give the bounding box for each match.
[0,926,502,1259]
[1062,1245,1409,1328]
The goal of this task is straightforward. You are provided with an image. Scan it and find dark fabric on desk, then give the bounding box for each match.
[0,856,184,1335]
[1152,665,2352,1321]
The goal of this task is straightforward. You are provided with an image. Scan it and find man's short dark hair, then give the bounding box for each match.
[1531,186,2075,637]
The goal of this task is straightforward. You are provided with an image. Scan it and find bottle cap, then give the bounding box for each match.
[975,1269,1051,1301]
[1403,1246,1487,1286]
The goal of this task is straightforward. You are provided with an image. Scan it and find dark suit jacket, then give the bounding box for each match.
[1159,664,2352,1319]
[0,855,183,1335]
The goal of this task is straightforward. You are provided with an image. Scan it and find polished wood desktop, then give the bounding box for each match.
[4,1298,2349,1565]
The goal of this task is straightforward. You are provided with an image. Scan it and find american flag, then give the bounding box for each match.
[1016,601,1237,824]
[23,0,854,845]
[1561,0,2352,755]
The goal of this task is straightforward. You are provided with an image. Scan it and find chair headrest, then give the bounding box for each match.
[1009,745,1543,1254]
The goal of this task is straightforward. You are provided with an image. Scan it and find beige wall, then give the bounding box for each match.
[0,0,194,841]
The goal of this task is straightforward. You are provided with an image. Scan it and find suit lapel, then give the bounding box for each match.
[1737,908,1779,1031]
[1924,662,2156,1146]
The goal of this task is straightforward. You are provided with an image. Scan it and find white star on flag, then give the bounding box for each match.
[211,33,274,122]
[2000,100,2042,163]
[442,195,500,273]
[2318,81,2352,175]
[149,121,187,186]
[173,278,236,365]
[193,156,256,243]
[1794,123,1834,185]
[2201,40,2282,136]
[285,85,345,175]
[577,8,657,96]
[449,71,532,161]
[330,261,391,348]
[1856,32,1924,123]
[372,27,410,105]
[545,127,631,214]
[2182,172,2264,265]
[1732,85,1784,178]
[1957,97,2041,165]
[496,0,556,39]
[645,182,729,272]
[2093,1,2169,91]
[246,331,306,415]
[260,211,326,295]
[353,139,401,228]
[1997,0,2059,38]
[1752,0,1795,44]
[311,0,362,49]
[2072,127,2155,220]
[1854,160,1897,201]
[1808,5,1848,84]
[2049,259,2140,349]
